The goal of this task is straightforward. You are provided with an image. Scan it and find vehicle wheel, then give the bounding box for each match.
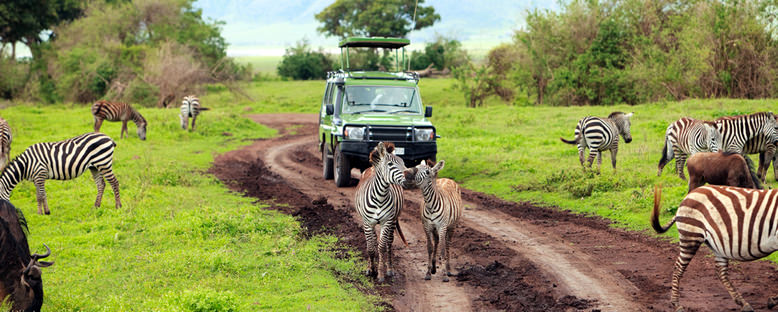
[322,145,333,180]
[334,145,351,187]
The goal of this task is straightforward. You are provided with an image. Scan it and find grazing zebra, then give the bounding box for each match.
[355,142,408,283]
[714,112,778,155]
[180,95,209,131]
[91,100,147,140]
[0,133,121,215]
[406,159,462,282]
[652,185,778,312]
[560,112,634,173]
[0,117,12,172]
[657,117,721,180]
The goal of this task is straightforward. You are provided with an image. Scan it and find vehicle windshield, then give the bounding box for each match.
[342,86,422,114]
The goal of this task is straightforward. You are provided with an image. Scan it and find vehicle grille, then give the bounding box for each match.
[368,126,412,141]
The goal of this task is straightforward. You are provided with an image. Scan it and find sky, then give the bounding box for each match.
[193,0,560,56]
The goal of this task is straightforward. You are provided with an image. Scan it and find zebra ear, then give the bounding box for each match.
[432,160,445,173]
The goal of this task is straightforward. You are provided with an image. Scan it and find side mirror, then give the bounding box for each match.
[424,106,433,118]
[326,104,334,115]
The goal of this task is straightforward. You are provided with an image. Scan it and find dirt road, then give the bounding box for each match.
[210,113,778,311]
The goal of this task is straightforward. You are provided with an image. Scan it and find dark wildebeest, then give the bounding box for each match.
[686,152,762,193]
[0,199,53,311]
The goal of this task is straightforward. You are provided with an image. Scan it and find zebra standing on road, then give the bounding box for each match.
[180,95,209,131]
[91,100,147,140]
[560,112,634,173]
[657,117,721,180]
[0,132,121,215]
[0,117,12,173]
[652,185,778,312]
[355,142,408,283]
[406,159,462,282]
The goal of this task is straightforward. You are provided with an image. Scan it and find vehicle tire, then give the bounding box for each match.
[322,145,334,180]
[334,145,351,187]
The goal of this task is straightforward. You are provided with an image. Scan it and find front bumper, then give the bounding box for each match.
[339,140,437,162]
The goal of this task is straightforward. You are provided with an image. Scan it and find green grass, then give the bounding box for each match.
[205,78,778,262]
[2,102,378,310]
[233,56,282,75]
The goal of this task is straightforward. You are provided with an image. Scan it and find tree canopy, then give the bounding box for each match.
[315,0,439,38]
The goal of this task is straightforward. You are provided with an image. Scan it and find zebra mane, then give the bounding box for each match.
[608,111,626,119]
[716,111,773,121]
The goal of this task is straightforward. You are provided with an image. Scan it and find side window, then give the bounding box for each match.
[322,83,332,110]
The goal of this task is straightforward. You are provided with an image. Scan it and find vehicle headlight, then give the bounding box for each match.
[414,128,434,142]
[344,126,366,140]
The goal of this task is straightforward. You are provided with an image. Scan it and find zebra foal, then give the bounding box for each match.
[355,142,408,283]
[0,133,121,215]
[92,100,147,140]
[406,159,462,282]
[657,117,721,180]
[652,185,778,312]
[560,112,633,173]
[180,95,209,131]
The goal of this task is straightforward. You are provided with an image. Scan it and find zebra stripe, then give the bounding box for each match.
[0,132,121,215]
[715,112,778,154]
[744,132,777,182]
[560,111,633,172]
[652,185,778,311]
[180,95,208,131]
[410,159,462,282]
[657,117,721,179]
[354,142,407,283]
[92,100,147,140]
[0,117,12,173]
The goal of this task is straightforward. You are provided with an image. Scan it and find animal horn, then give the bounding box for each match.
[32,243,51,260]
[22,259,34,275]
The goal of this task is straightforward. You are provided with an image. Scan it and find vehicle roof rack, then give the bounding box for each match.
[328,70,419,84]
[339,37,410,49]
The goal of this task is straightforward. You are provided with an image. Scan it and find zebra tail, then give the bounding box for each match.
[743,155,764,190]
[658,139,671,167]
[396,221,408,247]
[559,136,579,145]
[198,107,210,111]
[651,185,677,234]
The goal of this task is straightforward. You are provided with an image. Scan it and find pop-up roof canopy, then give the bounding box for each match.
[339,37,410,49]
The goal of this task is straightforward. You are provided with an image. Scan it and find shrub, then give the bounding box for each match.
[277,39,334,80]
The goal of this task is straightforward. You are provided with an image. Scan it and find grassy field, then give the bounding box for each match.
[1,102,378,310]
[233,56,282,76]
[205,79,778,258]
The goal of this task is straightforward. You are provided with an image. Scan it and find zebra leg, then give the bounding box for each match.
[768,294,778,309]
[100,168,121,208]
[121,120,128,139]
[191,115,198,131]
[610,147,618,171]
[438,227,451,282]
[383,221,396,278]
[676,154,688,181]
[577,144,586,168]
[363,224,377,277]
[586,150,597,171]
[445,228,456,278]
[90,168,106,208]
[33,175,49,215]
[595,151,603,174]
[715,257,753,312]
[670,238,701,312]
[424,225,435,280]
[180,114,188,130]
[93,117,103,132]
[376,222,395,283]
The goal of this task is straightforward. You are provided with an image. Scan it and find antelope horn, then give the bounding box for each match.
[31,243,51,260]
[22,259,34,275]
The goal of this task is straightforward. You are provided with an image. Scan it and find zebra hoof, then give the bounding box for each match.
[44,210,50,215]
[446,272,456,277]
[364,269,374,277]
[377,277,385,283]
[424,274,431,280]
[442,276,449,282]
[741,303,754,312]
[674,306,684,312]
[386,270,394,277]
[430,266,436,275]
[768,297,778,309]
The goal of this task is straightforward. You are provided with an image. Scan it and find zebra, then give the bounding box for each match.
[714,112,778,155]
[406,159,462,282]
[92,100,147,140]
[0,117,12,173]
[560,112,634,173]
[354,142,408,283]
[657,117,722,180]
[652,185,778,312]
[743,133,777,182]
[180,95,209,131]
[0,132,121,215]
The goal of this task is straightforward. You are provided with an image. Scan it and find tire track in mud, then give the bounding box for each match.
[211,113,778,312]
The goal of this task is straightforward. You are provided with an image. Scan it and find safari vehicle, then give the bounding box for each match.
[319,37,437,187]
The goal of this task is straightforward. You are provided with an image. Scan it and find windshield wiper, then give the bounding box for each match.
[388,110,419,114]
[352,109,387,114]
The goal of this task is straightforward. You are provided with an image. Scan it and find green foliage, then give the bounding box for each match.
[315,0,440,38]
[410,35,468,70]
[277,40,334,80]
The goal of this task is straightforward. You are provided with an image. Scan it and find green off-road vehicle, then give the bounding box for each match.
[319,37,437,187]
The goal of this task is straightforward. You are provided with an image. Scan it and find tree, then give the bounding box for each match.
[277,40,334,80]
[0,0,83,59]
[315,0,439,38]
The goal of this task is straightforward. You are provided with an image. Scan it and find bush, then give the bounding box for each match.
[410,35,468,71]
[277,39,334,80]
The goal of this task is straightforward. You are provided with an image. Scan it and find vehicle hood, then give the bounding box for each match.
[340,114,433,127]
